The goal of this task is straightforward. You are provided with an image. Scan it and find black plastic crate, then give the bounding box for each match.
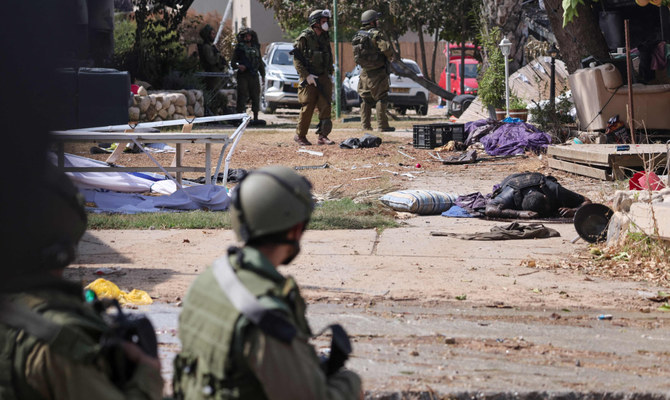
[412,123,465,149]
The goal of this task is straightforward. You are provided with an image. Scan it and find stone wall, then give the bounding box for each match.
[128,89,204,122]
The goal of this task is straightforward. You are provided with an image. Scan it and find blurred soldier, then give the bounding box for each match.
[232,28,266,126]
[292,10,335,146]
[0,165,164,400]
[353,10,395,132]
[198,24,228,115]
[173,166,363,400]
[0,2,164,398]
[485,172,591,219]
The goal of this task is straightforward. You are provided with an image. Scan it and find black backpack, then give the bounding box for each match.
[352,30,385,69]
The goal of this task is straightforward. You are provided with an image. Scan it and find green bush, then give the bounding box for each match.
[477,27,506,109]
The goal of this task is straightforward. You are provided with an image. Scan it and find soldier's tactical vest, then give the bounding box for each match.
[493,172,557,209]
[173,254,310,400]
[237,43,262,74]
[352,29,385,70]
[294,29,332,75]
[0,293,109,400]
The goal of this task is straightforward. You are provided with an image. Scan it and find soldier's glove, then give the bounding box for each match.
[306,74,318,86]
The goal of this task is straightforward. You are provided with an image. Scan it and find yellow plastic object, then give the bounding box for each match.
[123,289,153,305]
[86,278,122,300]
[85,278,153,305]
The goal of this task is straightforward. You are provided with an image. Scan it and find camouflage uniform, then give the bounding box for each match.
[198,25,229,115]
[293,28,334,142]
[173,247,362,399]
[0,276,164,400]
[357,25,394,131]
[231,30,265,117]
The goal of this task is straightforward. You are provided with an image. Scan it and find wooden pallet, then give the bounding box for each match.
[547,144,669,180]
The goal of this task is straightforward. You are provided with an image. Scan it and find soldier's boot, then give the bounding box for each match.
[360,101,373,130]
[294,135,312,146]
[377,100,395,132]
[316,119,334,145]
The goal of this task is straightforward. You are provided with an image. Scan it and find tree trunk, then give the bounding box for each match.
[431,29,440,82]
[544,0,611,73]
[480,0,526,72]
[417,22,429,78]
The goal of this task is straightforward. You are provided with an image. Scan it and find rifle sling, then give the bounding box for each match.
[211,256,297,344]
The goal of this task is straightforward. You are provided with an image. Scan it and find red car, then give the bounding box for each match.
[439,57,479,97]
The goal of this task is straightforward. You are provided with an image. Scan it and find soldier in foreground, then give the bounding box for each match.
[485,172,591,219]
[0,165,165,400]
[232,28,266,126]
[173,166,363,399]
[0,2,164,397]
[292,9,336,146]
[353,10,395,132]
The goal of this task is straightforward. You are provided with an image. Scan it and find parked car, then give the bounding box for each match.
[260,42,300,114]
[438,57,479,97]
[341,58,430,115]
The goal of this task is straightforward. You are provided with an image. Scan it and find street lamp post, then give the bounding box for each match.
[548,44,559,111]
[499,37,512,118]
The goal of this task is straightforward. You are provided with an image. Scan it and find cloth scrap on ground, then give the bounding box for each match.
[464,118,551,156]
[430,222,560,240]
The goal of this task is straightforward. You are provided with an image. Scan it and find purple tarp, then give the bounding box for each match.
[464,118,552,156]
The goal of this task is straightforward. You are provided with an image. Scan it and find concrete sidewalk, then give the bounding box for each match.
[71,217,670,398]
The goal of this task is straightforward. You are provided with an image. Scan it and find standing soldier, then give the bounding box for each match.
[198,24,229,115]
[352,10,395,132]
[173,166,363,399]
[292,9,335,146]
[232,28,266,126]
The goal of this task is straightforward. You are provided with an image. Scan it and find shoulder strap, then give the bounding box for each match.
[211,256,297,344]
[0,299,61,343]
[0,299,99,361]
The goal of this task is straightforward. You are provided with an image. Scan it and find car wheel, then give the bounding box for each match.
[339,89,352,112]
[415,103,428,116]
[260,95,276,114]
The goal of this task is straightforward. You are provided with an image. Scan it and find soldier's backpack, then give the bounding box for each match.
[352,30,385,70]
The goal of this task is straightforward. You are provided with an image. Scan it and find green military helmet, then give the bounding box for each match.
[237,27,252,41]
[308,9,331,27]
[361,9,381,25]
[231,166,314,243]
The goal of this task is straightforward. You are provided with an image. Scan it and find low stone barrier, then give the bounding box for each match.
[128,89,204,122]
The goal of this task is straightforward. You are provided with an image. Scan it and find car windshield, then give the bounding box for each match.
[463,64,478,78]
[448,63,479,78]
[271,49,293,65]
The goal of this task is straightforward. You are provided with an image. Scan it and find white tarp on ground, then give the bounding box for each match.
[48,152,164,193]
[50,152,231,213]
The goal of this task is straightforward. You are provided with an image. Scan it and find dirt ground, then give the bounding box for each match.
[63,104,670,397]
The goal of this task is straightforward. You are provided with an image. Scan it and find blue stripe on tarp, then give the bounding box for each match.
[130,172,165,182]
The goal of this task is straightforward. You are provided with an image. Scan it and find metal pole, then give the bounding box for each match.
[333,0,340,119]
[214,0,233,45]
[550,56,556,110]
[624,19,636,144]
[504,56,510,118]
[445,42,451,109]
